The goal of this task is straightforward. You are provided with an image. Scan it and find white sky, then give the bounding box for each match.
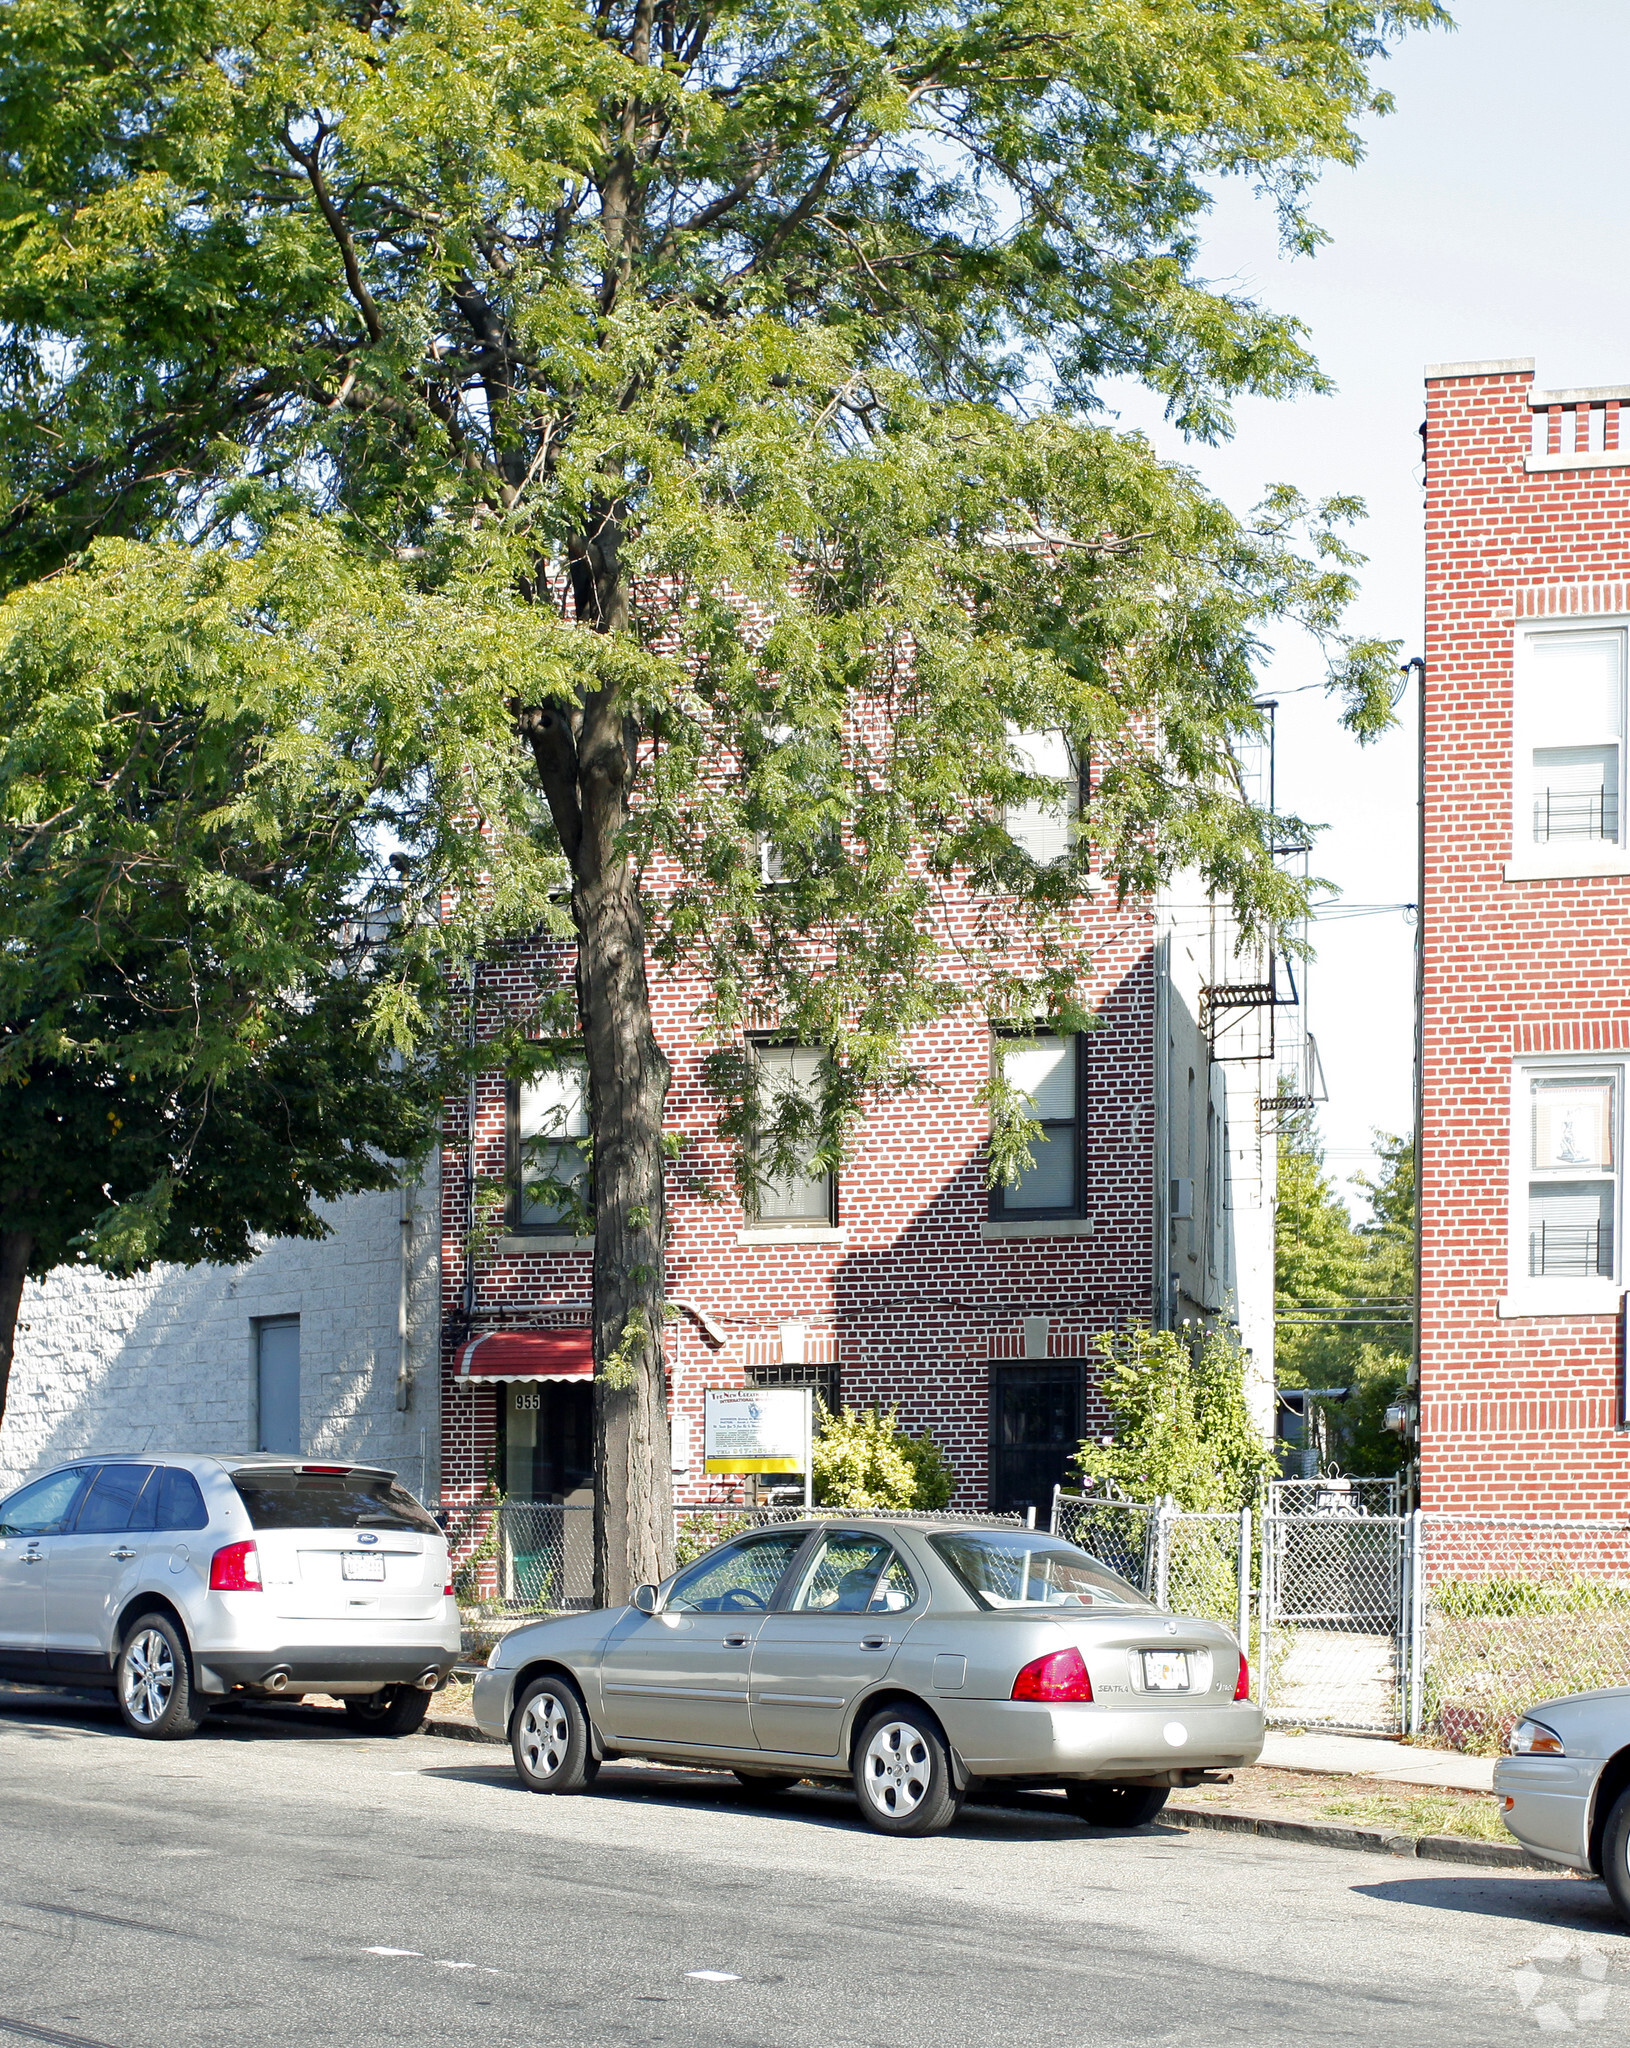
[1101,0,1630,1215]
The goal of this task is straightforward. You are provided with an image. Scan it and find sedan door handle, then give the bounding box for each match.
[21,1551,45,1565]
[861,1635,891,1650]
[723,1633,752,1648]
[109,1548,137,1561]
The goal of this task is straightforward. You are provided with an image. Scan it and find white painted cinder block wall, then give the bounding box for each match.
[0,1160,441,1499]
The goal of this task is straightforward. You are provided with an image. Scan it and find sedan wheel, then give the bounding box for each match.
[853,1707,961,1837]
[511,1676,598,1794]
[117,1613,202,1740]
[1601,1787,1630,1925]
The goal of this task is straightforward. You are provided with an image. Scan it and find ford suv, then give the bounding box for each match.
[0,1455,461,1739]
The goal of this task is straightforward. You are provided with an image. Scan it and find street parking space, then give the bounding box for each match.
[1,1688,1626,2046]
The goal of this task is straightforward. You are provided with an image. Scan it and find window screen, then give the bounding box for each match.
[750,1043,833,1223]
[512,1066,591,1231]
[1521,631,1625,847]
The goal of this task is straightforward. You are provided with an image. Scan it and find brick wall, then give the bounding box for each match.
[1421,358,1630,1512]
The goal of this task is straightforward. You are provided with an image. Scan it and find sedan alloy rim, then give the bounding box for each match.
[863,1721,930,1816]
[519,1692,570,1778]
[122,1630,176,1725]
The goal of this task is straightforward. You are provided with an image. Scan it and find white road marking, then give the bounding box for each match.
[686,1971,741,1982]
[362,1947,423,1957]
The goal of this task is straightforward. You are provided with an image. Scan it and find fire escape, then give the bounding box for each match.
[1202,704,1327,1123]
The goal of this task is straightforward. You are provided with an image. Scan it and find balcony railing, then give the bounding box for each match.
[1534,790,1619,843]
[1529,1221,1613,1278]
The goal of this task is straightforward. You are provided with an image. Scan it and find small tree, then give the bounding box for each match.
[813,1403,956,1514]
[1074,1325,1276,1512]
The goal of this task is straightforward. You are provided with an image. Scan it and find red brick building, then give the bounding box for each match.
[1421,357,1630,1512]
[437,829,1280,1536]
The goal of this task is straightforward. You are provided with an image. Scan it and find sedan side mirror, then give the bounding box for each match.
[631,1583,662,1615]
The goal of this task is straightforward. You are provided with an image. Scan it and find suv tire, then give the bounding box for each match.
[343,1686,432,1737]
[852,1706,962,1837]
[117,1612,204,1741]
[1063,1781,1170,1828]
[511,1676,599,1794]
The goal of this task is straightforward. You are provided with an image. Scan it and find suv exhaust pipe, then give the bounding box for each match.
[415,1669,440,1691]
[262,1668,292,1693]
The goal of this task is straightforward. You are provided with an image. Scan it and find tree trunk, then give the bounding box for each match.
[523,533,674,1607]
[0,1230,33,1442]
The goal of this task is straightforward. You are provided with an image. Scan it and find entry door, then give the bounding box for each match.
[597,1529,808,1749]
[988,1361,1086,1514]
[257,1317,301,1455]
[0,1467,93,1679]
[47,1464,156,1677]
[750,1530,918,1757]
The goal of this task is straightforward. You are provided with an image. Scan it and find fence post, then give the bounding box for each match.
[1154,1497,1174,1609]
[1406,1507,1427,1737]
[1049,1482,1062,1536]
[1237,1505,1252,1654]
[1258,1502,1273,1720]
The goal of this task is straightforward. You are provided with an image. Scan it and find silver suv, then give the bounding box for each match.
[0,1454,461,1739]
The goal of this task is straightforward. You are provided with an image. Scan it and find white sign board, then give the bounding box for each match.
[703,1388,812,1488]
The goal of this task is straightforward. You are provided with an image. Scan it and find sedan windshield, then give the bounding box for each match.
[930,1529,1151,1611]
[231,1469,438,1534]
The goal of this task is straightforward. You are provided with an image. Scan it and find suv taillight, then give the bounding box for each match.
[1234,1651,1250,1701]
[1011,1646,1094,1703]
[210,1540,262,1592]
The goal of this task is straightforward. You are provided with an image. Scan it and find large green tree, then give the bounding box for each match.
[0,536,485,1437]
[1275,1119,1413,1476]
[0,0,1440,1594]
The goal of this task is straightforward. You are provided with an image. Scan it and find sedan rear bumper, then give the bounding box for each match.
[939,1698,1265,1777]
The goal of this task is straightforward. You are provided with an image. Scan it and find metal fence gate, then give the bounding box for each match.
[1259,1483,1408,1734]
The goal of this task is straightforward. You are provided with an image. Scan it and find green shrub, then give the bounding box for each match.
[1074,1323,1276,1511]
[813,1401,957,1512]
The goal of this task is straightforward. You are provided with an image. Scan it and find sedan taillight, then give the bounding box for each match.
[209,1539,262,1592]
[1011,1646,1094,1703]
[1234,1651,1250,1701]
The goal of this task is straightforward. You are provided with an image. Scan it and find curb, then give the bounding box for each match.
[1165,1800,1550,1871]
[424,1715,503,1747]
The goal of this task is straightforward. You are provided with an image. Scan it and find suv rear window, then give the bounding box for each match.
[230,1469,438,1534]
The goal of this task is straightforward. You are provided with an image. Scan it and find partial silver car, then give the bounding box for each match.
[0,1454,460,1739]
[474,1517,1262,1835]
[1495,1689,1630,1917]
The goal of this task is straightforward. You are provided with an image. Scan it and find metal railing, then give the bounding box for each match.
[1529,1220,1612,1278]
[1534,790,1618,843]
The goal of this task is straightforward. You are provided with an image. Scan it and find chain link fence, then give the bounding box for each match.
[1418,1518,1630,1754]
[1050,1491,1251,1646]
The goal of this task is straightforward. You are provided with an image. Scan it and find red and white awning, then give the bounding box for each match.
[454,1328,593,1383]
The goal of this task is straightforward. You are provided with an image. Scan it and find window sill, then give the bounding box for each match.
[1525,451,1630,474]
[1504,851,1630,881]
[1498,1284,1622,1318]
[981,1217,1095,1239]
[736,1227,848,1246]
[489,1234,595,1256]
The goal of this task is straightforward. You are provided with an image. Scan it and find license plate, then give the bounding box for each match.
[342,1553,386,1581]
[1142,1650,1189,1691]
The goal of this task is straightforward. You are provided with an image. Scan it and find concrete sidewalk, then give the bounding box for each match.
[1259,1729,1495,1794]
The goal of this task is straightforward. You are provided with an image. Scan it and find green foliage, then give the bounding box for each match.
[812,1402,956,1513]
[1074,1324,1277,1511]
[0,538,459,1379]
[1275,1119,1413,1475]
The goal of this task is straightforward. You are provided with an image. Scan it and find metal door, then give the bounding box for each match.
[257,1316,301,1455]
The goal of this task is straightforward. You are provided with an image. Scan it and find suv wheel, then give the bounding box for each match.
[343,1686,432,1737]
[853,1706,962,1837]
[117,1613,203,1740]
[1063,1781,1170,1828]
[511,1676,598,1793]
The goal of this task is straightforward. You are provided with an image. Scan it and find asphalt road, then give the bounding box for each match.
[2,1689,1627,2047]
